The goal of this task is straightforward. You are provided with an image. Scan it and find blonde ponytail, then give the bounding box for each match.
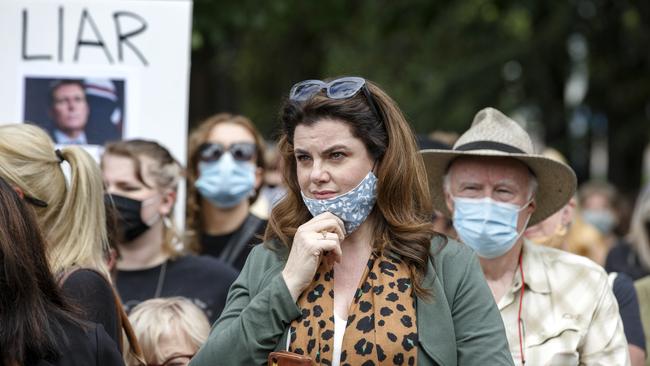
[0,124,109,279]
[49,147,109,278]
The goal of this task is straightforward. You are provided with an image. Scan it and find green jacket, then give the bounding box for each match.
[191,237,514,366]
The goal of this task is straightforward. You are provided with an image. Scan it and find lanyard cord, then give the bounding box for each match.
[517,251,526,365]
[154,260,168,298]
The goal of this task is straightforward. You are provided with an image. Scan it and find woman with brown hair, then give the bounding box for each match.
[102,139,238,323]
[186,113,267,270]
[191,77,512,365]
[0,175,123,366]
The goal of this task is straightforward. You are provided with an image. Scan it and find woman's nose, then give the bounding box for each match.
[310,162,329,183]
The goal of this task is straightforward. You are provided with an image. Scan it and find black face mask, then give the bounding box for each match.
[105,194,151,243]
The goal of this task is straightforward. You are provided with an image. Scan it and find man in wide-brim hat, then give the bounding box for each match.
[421,107,629,365]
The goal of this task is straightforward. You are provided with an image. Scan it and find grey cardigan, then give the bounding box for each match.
[190,236,514,366]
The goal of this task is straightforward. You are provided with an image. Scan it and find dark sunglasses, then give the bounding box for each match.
[197,142,256,162]
[289,76,383,124]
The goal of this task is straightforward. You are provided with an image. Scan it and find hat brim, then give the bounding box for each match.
[420,148,577,226]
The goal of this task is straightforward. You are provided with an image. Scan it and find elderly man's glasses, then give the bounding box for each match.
[197,142,256,163]
[289,76,383,124]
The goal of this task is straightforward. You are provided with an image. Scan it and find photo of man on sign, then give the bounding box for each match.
[24,76,125,146]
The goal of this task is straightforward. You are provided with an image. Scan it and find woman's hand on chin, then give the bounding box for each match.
[282,212,346,302]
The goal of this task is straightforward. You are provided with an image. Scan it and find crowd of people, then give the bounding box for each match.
[2,76,649,365]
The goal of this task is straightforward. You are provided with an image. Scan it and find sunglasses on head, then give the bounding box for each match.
[197,142,256,163]
[289,76,384,124]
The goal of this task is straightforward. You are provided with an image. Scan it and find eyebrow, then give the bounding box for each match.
[294,144,349,156]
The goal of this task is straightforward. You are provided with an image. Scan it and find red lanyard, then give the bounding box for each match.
[517,251,526,365]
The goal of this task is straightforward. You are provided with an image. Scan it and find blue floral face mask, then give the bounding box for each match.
[301,171,378,234]
[452,196,532,259]
[195,153,256,208]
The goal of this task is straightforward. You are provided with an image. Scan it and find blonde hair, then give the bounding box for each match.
[103,139,185,256]
[126,297,210,366]
[0,124,109,278]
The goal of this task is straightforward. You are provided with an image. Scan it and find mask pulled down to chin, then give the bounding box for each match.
[301,171,378,235]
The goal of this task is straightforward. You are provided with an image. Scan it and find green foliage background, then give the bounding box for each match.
[188,0,650,194]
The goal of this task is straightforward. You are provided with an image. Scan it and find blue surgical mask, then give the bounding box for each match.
[582,209,616,235]
[301,171,378,234]
[452,196,532,259]
[195,153,256,208]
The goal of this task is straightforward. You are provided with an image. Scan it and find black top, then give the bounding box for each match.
[34,316,124,366]
[605,240,650,281]
[61,269,121,347]
[612,272,647,350]
[116,255,238,323]
[200,213,267,270]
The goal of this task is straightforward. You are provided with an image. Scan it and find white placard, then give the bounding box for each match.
[0,0,193,226]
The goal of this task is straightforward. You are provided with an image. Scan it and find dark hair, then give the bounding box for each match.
[0,176,79,364]
[49,79,86,104]
[266,78,439,298]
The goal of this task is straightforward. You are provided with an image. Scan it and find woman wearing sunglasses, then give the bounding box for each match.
[102,139,238,324]
[191,77,513,366]
[187,113,268,270]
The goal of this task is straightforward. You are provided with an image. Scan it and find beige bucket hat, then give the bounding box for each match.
[420,107,577,226]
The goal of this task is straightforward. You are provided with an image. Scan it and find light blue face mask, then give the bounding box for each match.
[195,153,256,208]
[301,171,378,234]
[452,196,532,259]
[582,209,616,235]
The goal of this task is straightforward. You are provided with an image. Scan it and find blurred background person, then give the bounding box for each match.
[607,185,650,280]
[127,297,210,366]
[417,132,457,239]
[186,113,267,270]
[0,124,136,353]
[524,149,646,366]
[578,180,625,265]
[0,175,124,366]
[102,139,238,323]
[250,141,286,219]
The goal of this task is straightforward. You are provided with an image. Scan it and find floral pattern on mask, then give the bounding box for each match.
[301,171,378,234]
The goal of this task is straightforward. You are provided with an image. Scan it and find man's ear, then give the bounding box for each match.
[444,190,454,213]
[560,197,577,226]
[524,197,537,219]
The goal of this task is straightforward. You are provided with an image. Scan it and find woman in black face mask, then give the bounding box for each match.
[102,139,238,324]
